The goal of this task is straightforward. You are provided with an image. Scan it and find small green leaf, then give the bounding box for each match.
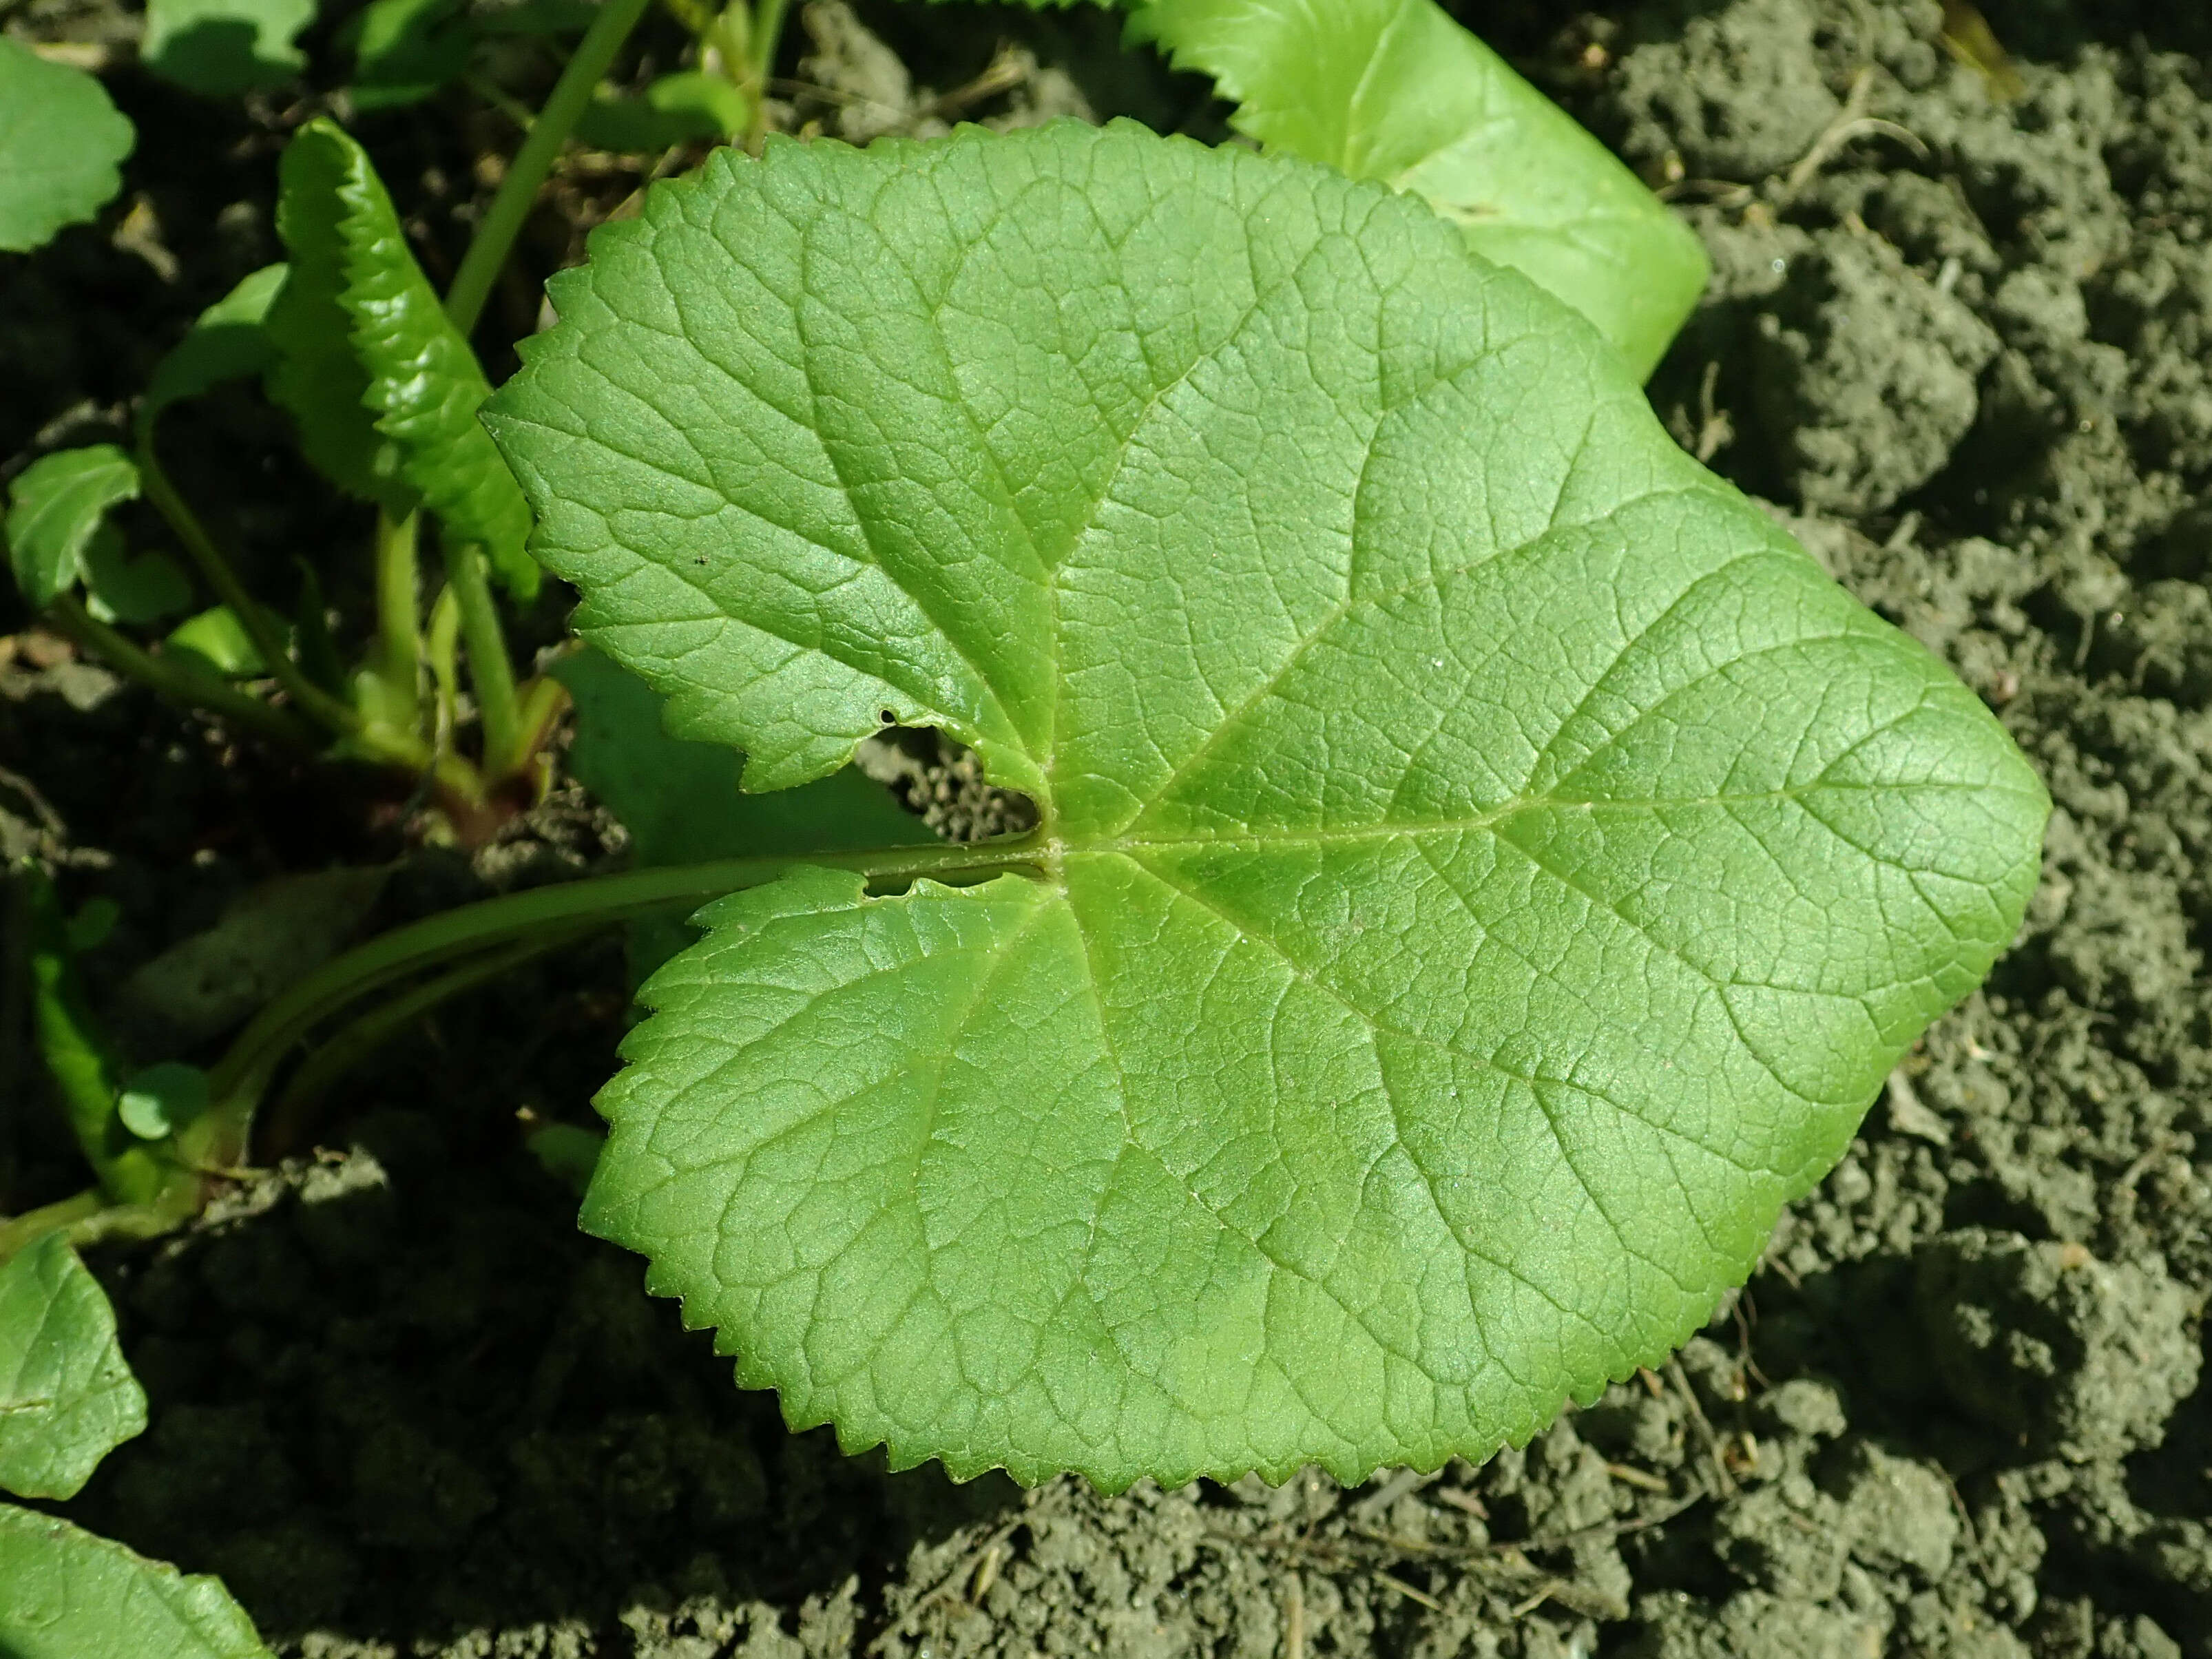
[167,606,271,677]
[144,264,289,427]
[1127,0,1708,378]
[269,136,419,517]
[0,39,134,254]
[525,1123,605,1194]
[81,529,192,625]
[348,0,474,109]
[5,446,140,610]
[556,645,926,973]
[490,123,2046,1488]
[65,897,121,953]
[143,0,313,95]
[286,119,539,599]
[0,1505,271,1658]
[576,70,749,152]
[0,1233,146,1501]
[116,1063,211,1141]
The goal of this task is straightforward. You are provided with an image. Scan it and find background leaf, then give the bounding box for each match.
[143,0,313,95]
[556,646,926,974]
[80,528,192,625]
[1126,0,1708,379]
[0,1234,146,1501]
[0,39,134,254]
[290,119,539,599]
[4,446,140,609]
[144,264,289,426]
[488,123,2047,1487]
[575,70,749,153]
[0,1505,271,1658]
[346,0,474,109]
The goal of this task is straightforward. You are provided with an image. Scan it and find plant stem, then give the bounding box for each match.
[134,443,363,737]
[46,596,318,750]
[446,541,522,775]
[260,926,595,1155]
[20,864,170,1209]
[373,508,424,701]
[444,0,657,337]
[745,0,790,141]
[201,836,1043,1136]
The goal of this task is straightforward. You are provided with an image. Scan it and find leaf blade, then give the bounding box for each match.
[0,1235,146,1501]
[491,123,2049,1487]
[0,1504,271,1658]
[1127,0,1709,377]
[0,40,134,254]
[294,118,540,600]
[4,446,140,609]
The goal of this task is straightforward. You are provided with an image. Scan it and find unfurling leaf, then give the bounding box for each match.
[1127,0,1708,378]
[486,122,2047,1488]
[0,40,134,254]
[269,134,419,516]
[0,1234,145,1501]
[280,119,539,599]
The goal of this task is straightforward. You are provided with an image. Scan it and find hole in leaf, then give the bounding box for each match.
[853,727,1038,844]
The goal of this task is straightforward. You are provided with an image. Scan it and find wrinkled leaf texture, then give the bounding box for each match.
[1126,0,1708,379]
[486,121,2048,1490]
[271,121,539,598]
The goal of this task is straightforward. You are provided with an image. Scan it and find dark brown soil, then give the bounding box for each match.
[7,2,2212,1655]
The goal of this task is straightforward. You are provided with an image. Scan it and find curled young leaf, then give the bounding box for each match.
[487,123,2047,1488]
[0,39,134,254]
[269,136,419,517]
[280,119,539,600]
[1127,0,1709,379]
[0,1234,146,1501]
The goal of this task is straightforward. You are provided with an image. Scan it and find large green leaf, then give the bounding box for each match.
[143,0,312,94]
[1125,0,1707,379]
[284,120,539,598]
[0,39,134,254]
[0,1505,270,1658]
[485,123,2049,1488]
[0,1234,146,1501]
[556,646,926,974]
[5,446,140,609]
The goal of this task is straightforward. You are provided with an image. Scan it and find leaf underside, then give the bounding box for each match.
[486,121,2049,1490]
[0,1235,147,1501]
